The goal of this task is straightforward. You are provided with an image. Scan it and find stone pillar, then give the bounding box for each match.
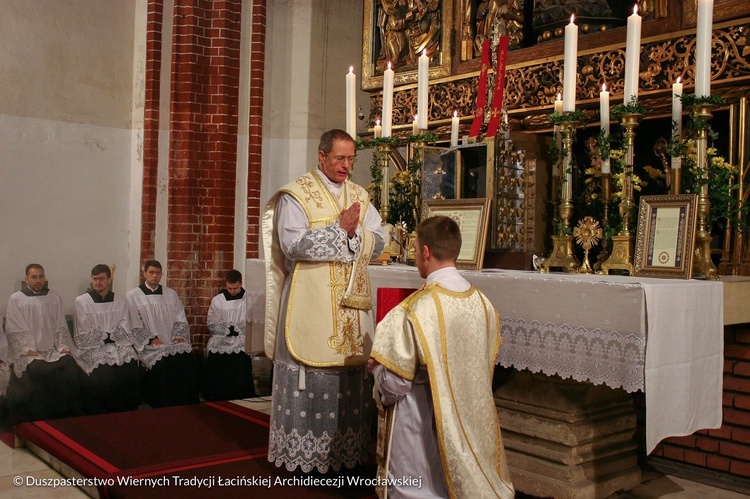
[495,370,642,499]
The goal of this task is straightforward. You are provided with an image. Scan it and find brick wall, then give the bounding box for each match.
[141,0,266,350]
[650,324,750,478]
[246,1,265,259]
[140,0,164,264]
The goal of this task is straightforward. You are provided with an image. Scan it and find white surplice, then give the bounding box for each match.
[73,292,138,374]
[5,289,76,378]
[125,285,192,369]
[206,290,246,355]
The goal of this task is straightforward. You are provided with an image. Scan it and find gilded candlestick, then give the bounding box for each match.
[541,117,580,273]
[601,112,641,275]
[691,103,718,280]
[376,142,393,222]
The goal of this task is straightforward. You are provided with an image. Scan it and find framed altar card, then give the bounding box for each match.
[422,198,490,270]
[634,194,698,279]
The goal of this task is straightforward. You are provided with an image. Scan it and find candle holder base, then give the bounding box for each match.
[540,235,580,273]
[599,234,634,276]
[692,232,718,280]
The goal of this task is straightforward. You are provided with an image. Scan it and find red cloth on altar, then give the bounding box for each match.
[376,288,418,323]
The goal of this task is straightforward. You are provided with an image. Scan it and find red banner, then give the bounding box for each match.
[485,35,509,138]
[468,40,491,140]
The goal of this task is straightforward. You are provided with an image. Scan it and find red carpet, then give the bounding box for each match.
[14,401,376,498]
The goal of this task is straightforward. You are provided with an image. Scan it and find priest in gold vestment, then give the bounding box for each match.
[263,129,386,472]
[369,216,514,498]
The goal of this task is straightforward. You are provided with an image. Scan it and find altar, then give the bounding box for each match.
[245,259,724,498]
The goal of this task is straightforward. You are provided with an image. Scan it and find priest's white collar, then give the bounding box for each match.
[315,168,344,194]
[144,282,160,292]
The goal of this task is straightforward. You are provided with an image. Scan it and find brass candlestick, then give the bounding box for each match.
[671,166,682,195]
[601,112,641,275]
[541,119,580,273]
[691,103,719,280]
[409,138,426,225]
[594,172,611,272]
[376,142,393,222]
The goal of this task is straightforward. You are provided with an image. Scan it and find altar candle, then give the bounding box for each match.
[695,0,714,97]
[417,50,429,130]
[672,78,683,169]
[382,62,394,137]
[623,5,642,105]
[412,115,419,135]
[600,83,611,174]
[450,111,459,147]
[346,67,356,138]
[554,93,563,114]
[374,119,382,139]
[562,15,578,112]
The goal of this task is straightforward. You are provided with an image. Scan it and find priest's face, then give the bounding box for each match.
[91,272,111,295]
[318,138,356,184]
[25,266,46,293]
[226,281,242,296]
[143,265,163,287]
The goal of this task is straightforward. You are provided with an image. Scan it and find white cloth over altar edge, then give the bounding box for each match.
[244,259,723,455]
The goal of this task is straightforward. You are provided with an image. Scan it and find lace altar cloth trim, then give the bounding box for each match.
[498,317,645,393]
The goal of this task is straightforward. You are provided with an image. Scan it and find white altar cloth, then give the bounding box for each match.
[245,259,723,454]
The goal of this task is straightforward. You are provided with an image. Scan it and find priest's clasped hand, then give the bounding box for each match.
[339,202,361,238]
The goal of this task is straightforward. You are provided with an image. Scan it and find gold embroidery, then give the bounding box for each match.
[327,313,364,357]
[296,176,324,209]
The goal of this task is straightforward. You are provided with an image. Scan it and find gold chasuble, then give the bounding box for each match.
[371,284,514,499]
[263,171,375,366]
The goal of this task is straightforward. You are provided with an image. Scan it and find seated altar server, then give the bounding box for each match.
[126,260,199,408]
[73,264,141,414]
[4,264,84,425]
[368,216,514,499]
[203,269,255,401]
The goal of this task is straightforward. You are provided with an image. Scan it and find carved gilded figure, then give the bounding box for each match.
[474,0,524,52]
[377,0,442,70]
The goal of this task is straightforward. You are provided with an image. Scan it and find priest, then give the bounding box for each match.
[202,269,255,401]
[264,129,386,473]
[126,260,199,408]
[73,264,141,414]
[4,264,84,425]
[368,216,514,498]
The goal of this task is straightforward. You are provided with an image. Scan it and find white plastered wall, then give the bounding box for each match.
[0,0,140,315]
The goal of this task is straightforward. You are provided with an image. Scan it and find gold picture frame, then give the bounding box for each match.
[422,198,491,270]
[633,194,698,279]
[361,0,453,90]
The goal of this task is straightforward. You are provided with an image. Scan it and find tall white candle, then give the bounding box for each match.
[382,62,394,137]
[346,67,356,138]
[695,0,714,98]
[450,111,459,147]
[374,119,382,139]
[672,77,683,169]
[600,83,611,174]
[562,15,578,112]
[417,50,429,130]
[412,115,419,135]
[623,5,642,105]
